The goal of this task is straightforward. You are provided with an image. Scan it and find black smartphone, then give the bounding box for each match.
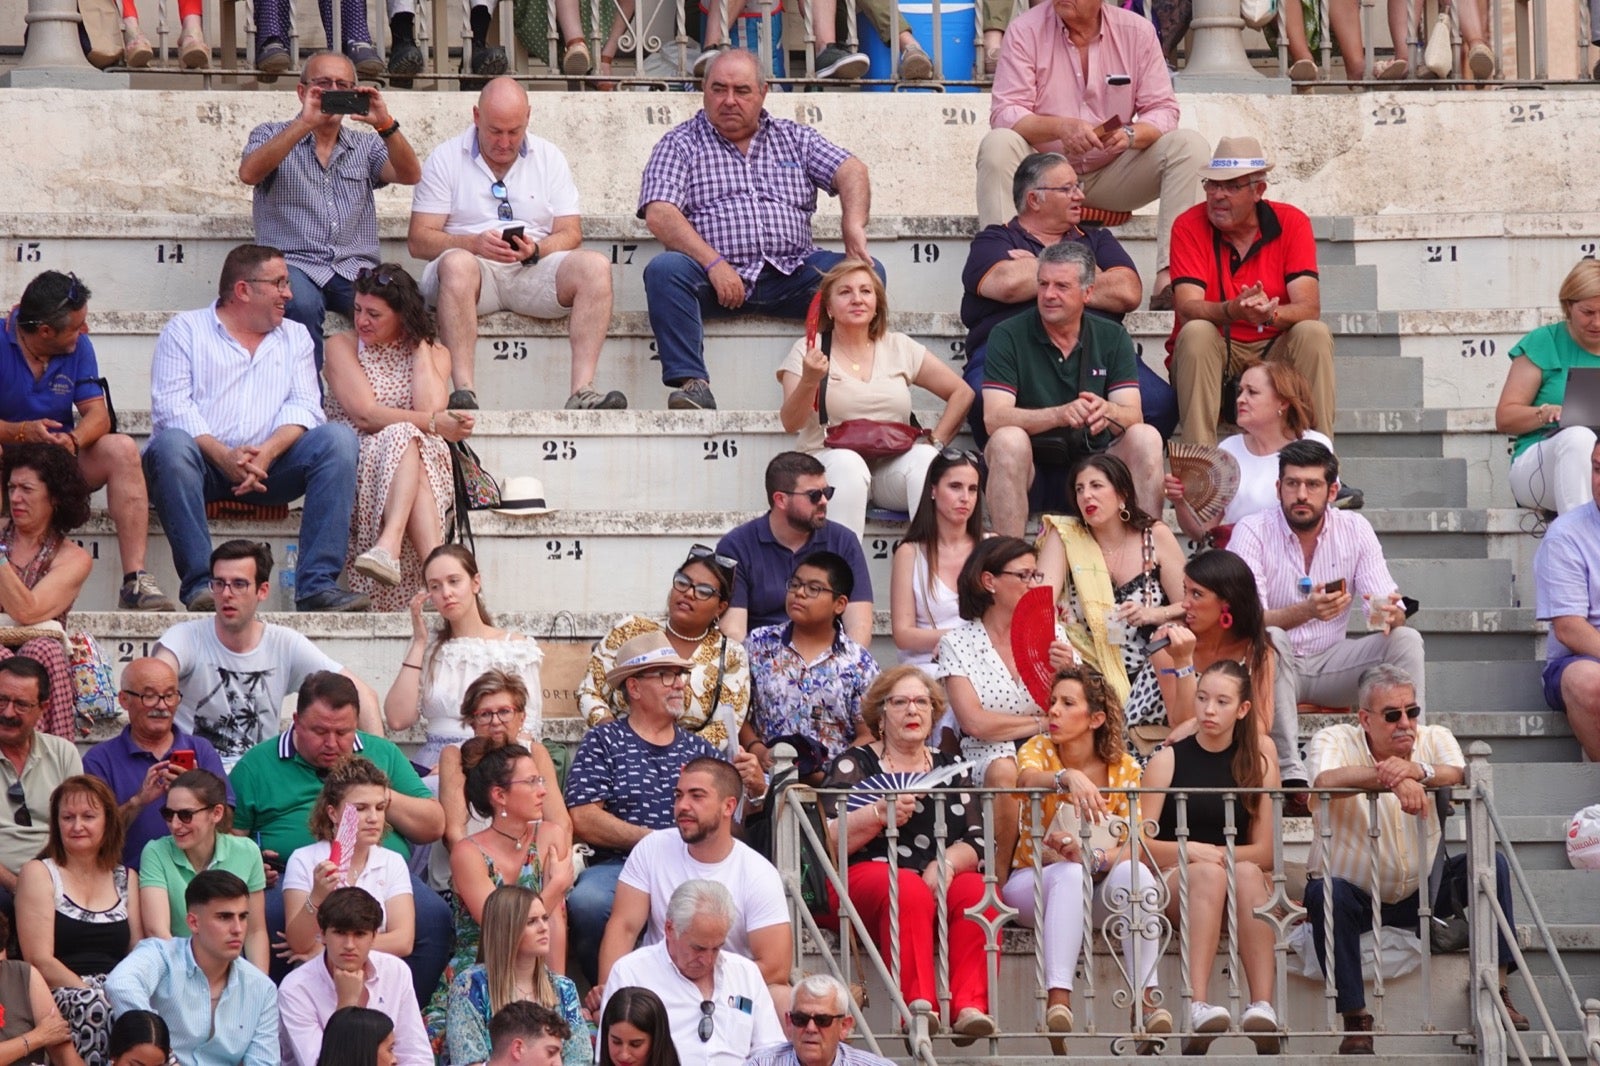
[1144,634,1172,655]
[1323,578,1346,595]
[320,90,369,115]
[262,851,288,874]
[501,224,525,244]
[1401,595,1420,618]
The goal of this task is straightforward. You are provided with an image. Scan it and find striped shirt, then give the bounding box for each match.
[1229,504,1398,658]
[243,122,389,286]
[637,110,852,286]
[1304,722,1464,903]
[745,1042,897,1066]
[149,303,324,448]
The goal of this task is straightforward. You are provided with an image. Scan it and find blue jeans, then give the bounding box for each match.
[285,265,357,374]
[142,423,358,606]
[1303,852,1514,1014]
[963,340,1179,448]
[567,858,625,985]
[264,873,453,1001]
[642,250,886,385]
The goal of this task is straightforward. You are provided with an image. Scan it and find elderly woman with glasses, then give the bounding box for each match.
[136,769,269,972]
[578,544,751,749]
[777,259,974,537]
[324,264,474,612]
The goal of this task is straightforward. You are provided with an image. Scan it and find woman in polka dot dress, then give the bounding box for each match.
[819,666,999,1044]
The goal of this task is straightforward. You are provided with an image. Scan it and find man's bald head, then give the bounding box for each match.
[120,657,181,743]
[474,77,532,170]
[123,657,178,693]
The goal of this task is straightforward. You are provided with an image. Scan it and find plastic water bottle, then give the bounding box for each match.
[281,542,298,607]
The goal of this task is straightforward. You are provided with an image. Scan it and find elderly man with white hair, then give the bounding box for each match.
[743,975,893,1066]
[602,879,783,1066]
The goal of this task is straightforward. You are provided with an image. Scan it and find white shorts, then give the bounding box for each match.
[420,250,571,320]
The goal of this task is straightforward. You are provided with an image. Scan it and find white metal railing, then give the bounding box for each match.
[767,741,1594,1064]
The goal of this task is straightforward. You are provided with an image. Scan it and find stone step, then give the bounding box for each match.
[1477,762,1600,817]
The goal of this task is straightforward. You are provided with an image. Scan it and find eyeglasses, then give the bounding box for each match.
[1201,176,1261,194]
[472,708,519,723]
[637,668,689,685]
[356,266,395,288]
[507,775,546,789]
[245,277,293,293]
[208,577,257,593]
[883,695,933,712]
[672,573,721,602]
[159,806,210,824]
[22,272,83,328]
[1376,704,1423,724]
[786,486,836,505]
[304,75,357,89]
[7,782,30,828]
[698,1001,715,1042]
[489,180,514,221]
[121,689,181,708]
[1000,568,1046,585]
[788,1011,845,1030]
[686,543,738,571]
[1034,182,1083,196]
[786,578,838,599]
[0,695,40,712]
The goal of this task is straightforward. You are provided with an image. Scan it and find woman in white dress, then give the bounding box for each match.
[383,545,543,772]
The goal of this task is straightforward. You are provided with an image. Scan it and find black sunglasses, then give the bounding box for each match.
[788,1010,845,1030]
[489,180,514,221]
[686,543,738,571]
[698,1000,715,1042]
[939,446,983,464]
[7,781,30,828]
[786,486,836,505]
[1377,704,1423,724]
[20,272,83,328]
[159,806,210,824]
[356,266,395,288]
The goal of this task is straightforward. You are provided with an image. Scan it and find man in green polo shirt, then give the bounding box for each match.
[981,240,1164,536]
[230,670,450,998]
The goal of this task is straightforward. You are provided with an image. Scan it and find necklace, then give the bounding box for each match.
[665,621,710,643]
[491,822,533,850]
[878,744,931,774]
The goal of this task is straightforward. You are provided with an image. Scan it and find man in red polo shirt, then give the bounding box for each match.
[1167,137,1335,448]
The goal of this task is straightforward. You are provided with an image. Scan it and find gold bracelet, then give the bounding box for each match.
[427,412,437,435]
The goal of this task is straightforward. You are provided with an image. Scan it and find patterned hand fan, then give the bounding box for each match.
[330,802,360,886]
[1166,442,1241,526]
[845,759,976,810]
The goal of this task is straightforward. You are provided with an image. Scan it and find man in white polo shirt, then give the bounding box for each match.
[597,757,790,1010]
[407,76,623,413]
[602,880,782,1066]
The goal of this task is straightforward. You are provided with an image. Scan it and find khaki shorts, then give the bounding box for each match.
[420,250,571,319]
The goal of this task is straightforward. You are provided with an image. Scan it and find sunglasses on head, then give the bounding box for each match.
[356,266,395,288]
[686,543,737,571]
[20,272,83,329]
[1375,703,1422,724]
[938,446,983,464]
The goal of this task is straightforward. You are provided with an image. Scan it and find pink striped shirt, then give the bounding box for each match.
[1229,505,1399,657]
[989,2,1180,176]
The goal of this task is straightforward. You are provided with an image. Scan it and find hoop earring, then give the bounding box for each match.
[1219,607,1234,629]
[1119,506,1132,523]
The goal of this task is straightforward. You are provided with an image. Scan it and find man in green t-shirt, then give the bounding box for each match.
[981,241,1164,536]
[230,670,450,999]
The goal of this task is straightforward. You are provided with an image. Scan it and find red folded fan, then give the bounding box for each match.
[1011,585,1058,711]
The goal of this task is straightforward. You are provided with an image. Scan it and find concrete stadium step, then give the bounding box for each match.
[1479,762,1600,817]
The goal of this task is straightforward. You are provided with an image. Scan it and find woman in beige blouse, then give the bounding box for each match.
[777,260,973,537]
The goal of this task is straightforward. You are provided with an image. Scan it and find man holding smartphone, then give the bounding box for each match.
[240,51,422,373]
[1230,439,1424,734]
[408,77,626,412]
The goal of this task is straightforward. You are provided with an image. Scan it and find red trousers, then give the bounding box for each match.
[830,862,994,1014]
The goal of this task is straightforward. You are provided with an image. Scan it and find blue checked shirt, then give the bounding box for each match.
[637,111,852,286]
[243,121,389,286]
[744,1040,897,1066]
[106,936,279,1066]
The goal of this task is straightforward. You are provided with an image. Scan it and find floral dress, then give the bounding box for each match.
[446,965,592,1066]
[324,337,453,611]
[424,840,544,1057]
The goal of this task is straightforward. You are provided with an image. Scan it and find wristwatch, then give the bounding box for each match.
[1416,761,1435,784]
[1122,123,1137,147]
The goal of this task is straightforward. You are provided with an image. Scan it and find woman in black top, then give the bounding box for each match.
[1141,661,1280,1054]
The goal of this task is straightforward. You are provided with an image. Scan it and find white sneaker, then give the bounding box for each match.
[1190,1002,1231,1033]
[1241,1001,1281,1053]
[354,546,401,586]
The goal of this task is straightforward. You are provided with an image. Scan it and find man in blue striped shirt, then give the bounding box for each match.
[142,244,368,613]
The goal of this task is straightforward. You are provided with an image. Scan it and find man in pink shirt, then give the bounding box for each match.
[977,0,1206,308]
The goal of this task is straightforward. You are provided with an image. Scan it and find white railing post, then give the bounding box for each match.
[1466,742,1506,1066]
[3,0,132,86]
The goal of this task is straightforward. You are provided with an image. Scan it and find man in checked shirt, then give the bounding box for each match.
[638,49,878,412]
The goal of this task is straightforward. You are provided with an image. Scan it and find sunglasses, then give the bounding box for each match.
[489,180,514,221]
[1376,704,1423,724]
[20,272,83,328]
[686,543,738,571]
[788,1010,845,1030]
[160,806,210,824]
[698,1001,715,1042]
[356,266,395,288]
[787,486,836,505]
[939,446,983,464]
[7,781,29,828]
[672,572,721,602]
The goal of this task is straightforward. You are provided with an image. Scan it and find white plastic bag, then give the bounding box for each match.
[1287,921,1424,981]
[1241,0,1278,29]
[1567,804,1600,869]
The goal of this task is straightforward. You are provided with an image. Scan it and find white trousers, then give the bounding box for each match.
[816,443,938,539]
[1002,860,1163,992]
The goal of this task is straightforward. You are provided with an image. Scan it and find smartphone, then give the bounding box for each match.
[169,749,196,771]
[501,224,525,245]
[320,90,369,115]
[1322,578,1346,595]
[1093,114,1123,139]
[1401,595,1420,618]
[263,850,288,874]
[1145,634,1172,655]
